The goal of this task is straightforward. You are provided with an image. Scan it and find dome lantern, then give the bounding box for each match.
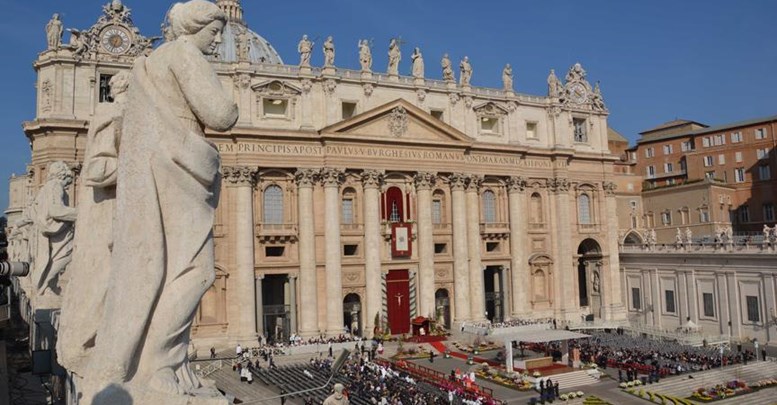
[216,0,244,25]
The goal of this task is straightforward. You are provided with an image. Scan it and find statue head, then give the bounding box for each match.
[52,13,60,20]
[302,34,308,40]
[111,0,124,11]
[168,0,227,54]
[47,161,73,187]
[109,71,131,100]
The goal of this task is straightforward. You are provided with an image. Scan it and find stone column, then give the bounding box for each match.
[295,169,319,337]
[362,170,384,338]
[548,177,574,319]
[414,172,437,318]
[466,175,485,321]
[288,275,298,335]
[321,168,345,336]
[223,166,258,343]
[602,182,626,320]
[507,177,529,317]
[255,275,264,337]
[449,174,471,322]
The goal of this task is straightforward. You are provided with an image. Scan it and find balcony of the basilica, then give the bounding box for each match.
[578,223,600,234]
[479,222,510,239]
[255,223,298,243]
[433,222,452,235]
[340,223,364,236]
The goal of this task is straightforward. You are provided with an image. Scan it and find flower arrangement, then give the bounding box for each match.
[749,378,777,389]
[690,380,752,402]
[475,366,532,391]
[532,371,541,378]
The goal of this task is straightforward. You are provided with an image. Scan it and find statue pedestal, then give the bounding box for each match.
[461,85,471,92]
[361,71,373,80]
[388,74,399,82]
[321,66,336,76]
[445,81,457,90]
[504,90,515,97]
[299,66,312,75]
[414,78,425,86]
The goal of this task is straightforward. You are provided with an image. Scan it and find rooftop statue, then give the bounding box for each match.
[30,161,77,296]
[46,13,64,50]
[358,39,372,72]
[502,63,513,91]
[298,34,312,67]
[547,69,562,98]
[57,71,130,377]
[78,1,238,403]
[411,47,424,79]
[441,53,454,82]
[387,38,401,76]
[459,56,472,86]
[323,35,335,67]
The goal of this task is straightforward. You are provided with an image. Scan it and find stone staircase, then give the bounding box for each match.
[625,361,777,405]
[532,369,601,389]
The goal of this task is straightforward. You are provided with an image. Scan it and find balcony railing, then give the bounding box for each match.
[529,222,546,231]
[433,223,452,233]
[256,223,298,242]
[578,223,599,233]
[340,223,364,234]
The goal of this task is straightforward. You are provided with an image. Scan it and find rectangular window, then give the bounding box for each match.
[702,293,715,317]
[432,200,442,224]
[663,144,673,155]
[665,290,676,313]
[664,163,674,173]
[681,141,694,152]
[486,242,500,252]
[631,287,641,310]
[573,118,587,142]
[759,165,771,180]
[763,204,775,222]
[666,178,676,186]
[731,132,743,143]
[705,171,715,180]
[99,74,114,103]
[746,296,760,323]
[713,134,725,146]
[704,156,714,167]
[735,167,746,183]
[661,211,672,225]
[265,246,285,257]
[481,117,499,133]
[434,243,447,254]
[755,128,767,140]
[630,200,638,209]
[739,205,750,223]
[341,198,354,224]
[646,166,656,178]
[735,152,743,162]
[645,147,655,158]
[430,109,444,120]
[702,137,710,148]
[341,101,357,119]
[718,154,726,165]
[263,98,289,117]
[757,148,770,159]
[343,244,359,256]
[700,209,710,223]
[526,122,538,139]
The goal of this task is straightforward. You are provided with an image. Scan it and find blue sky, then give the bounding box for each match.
[1,0,776,210]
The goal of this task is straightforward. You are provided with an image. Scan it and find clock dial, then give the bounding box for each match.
[101,26,131,54]
[568,83,588,104]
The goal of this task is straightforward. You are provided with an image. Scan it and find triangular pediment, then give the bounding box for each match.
[320,99,474,146]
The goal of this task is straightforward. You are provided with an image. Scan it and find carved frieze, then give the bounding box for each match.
[448,93,460,105]
[361,170,385,189]
[222,166,257,186]
[320,168,345,187]
[546,177,570,193]
[41,80,53,112]
[602,181,617,196]
[323,78,338,95]
[413,172,437,191]
[448,173,468,191]
[387,106,408,137]
[416,89,426,102]
[506,176,527,193]
[473,102,508,116]
[252,80,302,97]
[294,168,319,188]
[300,79,313,94]
[465,175,483,192]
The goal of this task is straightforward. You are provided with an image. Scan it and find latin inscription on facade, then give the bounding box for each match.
[216,142,566,168]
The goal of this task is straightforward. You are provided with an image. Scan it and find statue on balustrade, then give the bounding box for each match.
[441,53,454,82]
[46,13,64,50]
[75,1,238,403]
[297,34,313,67]
[358,39,372,72]
[502,64,513,91]
[411,47,424,79]
[387,38,401,76]
[323,36,335,67]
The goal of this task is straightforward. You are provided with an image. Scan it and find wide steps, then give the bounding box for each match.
[537,369,600,389]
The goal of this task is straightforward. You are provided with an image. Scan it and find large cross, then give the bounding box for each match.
[395,293,404,306]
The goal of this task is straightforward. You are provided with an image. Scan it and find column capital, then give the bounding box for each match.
[448,173,468,191]
[506,176,527,193]
[465,175,483,193]
[320,167,345,187]
[602,181,617,196]
[413,172,437,191]
[546,177,570,193]
[222,166,257,187]
[256,274,265,281]
[295,168,319,188]
[288,274,298,281]
[361,170,385,189]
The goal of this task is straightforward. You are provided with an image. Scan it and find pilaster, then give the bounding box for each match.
[295,168,319,337]
[361,170,384,338]
[466,175,485,321]
[414,172,437,318]
[321,168,345,336]
[449,173,471,322]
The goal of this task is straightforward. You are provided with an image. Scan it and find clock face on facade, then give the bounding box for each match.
[100,26,132,54]
[568,82,588,104]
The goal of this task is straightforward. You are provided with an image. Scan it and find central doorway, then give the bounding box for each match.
[262,274,290,344]
[386,269,410,334]
[484,266,505,323]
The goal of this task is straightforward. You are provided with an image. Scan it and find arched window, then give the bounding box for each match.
[578,193,592,224]
[483,190,497,223]
[263,185,284,224]
[383,186,405,223]
[432,190,445,224]
[342,187,356,224]
[530,193,543,224]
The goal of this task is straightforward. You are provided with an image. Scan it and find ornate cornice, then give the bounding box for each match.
[448,173,468,191]
[546,177,570,193]
[320,167,345,187]
[506,176,527,193]
[294,168,319,188]
[361,170,385,189]
[222,166,257,186]
[413,172,437,191]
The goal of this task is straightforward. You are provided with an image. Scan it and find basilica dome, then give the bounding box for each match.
[213,0,283,64]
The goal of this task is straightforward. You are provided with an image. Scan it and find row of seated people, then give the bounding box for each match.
[465,318,555,329]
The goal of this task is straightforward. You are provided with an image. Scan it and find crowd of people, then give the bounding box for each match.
[465,318,556,330]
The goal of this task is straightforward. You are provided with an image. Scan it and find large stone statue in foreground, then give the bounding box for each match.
[69,1,238,403]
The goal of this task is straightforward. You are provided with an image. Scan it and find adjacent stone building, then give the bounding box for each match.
[7,0,631,348]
